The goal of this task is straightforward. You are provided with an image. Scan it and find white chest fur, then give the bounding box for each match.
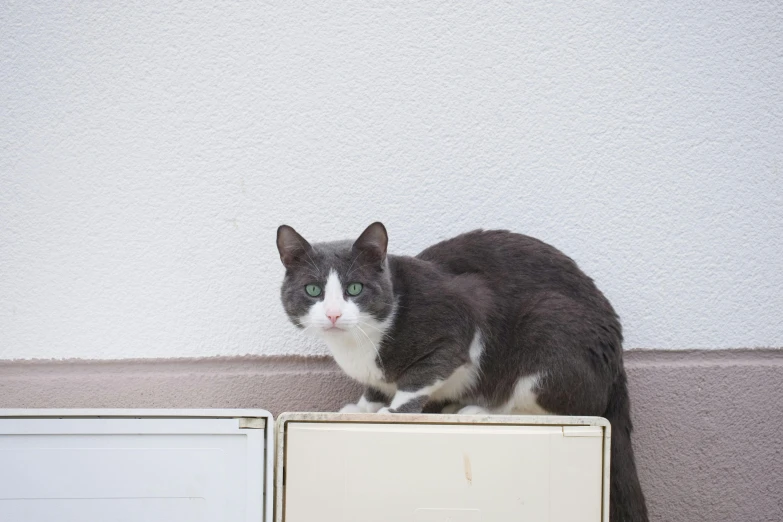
[324,324,396,396]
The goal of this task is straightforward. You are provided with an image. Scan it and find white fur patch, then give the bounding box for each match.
[495,373,551,415]
[303,270,362,331]
[457,405,490,415]
[469,332,483,365]
[300,270,397,395]
[340,395,385,413]
[448,373,550,416]
[357,395,386,413]
[379,382,441,413]
[339,403,363,413]
[322,270,345,319]
[389,390,420,410]
[430,331,484,402]
[326,327,395,395]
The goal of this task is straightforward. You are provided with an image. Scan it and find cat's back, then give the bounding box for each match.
[416,229,608,305]
[417,229,573,277]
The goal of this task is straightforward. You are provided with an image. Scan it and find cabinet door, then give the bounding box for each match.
[283,422,603,522]
[0,416,267,522]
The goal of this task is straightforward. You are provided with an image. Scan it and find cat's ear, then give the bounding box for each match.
[352,222,388,265]
[277,225,313,269]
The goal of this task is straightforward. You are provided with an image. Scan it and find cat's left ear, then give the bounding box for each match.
[352,222,388,265]
[277,225,313,269]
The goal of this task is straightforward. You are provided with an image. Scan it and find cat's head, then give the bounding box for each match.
[276,222,395,338]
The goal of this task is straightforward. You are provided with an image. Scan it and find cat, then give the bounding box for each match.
[276,221,649,522]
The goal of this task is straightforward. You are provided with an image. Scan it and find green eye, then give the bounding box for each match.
[346,283,363,296]
[305,284,322,297]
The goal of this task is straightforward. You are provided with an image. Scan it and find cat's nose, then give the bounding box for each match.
[327,312,342,324]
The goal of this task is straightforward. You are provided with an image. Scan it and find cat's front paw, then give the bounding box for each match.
[440,403,463,414]
[457,405,490,415]
[376,407,395,414]
[339,404,363,413]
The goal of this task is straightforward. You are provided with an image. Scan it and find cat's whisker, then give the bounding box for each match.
[293,237,321,276]
[345,253,361,279]
[377,298,406,310]
[346,261,379,278]
[291,321,317,335]
[350,329,361,349]
[349,328,382,370]
[358,320,394,341]
[305,252,321,278]
[357,322,385,335]
[355,324,385,372]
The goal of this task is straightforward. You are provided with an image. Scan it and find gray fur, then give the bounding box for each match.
[277,224,395,327]
[391,395,429,413]
[277,222,648,522]
[363,386,391,404]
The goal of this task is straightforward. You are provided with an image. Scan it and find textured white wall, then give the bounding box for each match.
[1,2,781,360]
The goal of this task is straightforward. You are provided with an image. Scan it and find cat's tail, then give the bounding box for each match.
[603,369,649,522]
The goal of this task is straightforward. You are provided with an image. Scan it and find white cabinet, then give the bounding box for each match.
[276,413,610,522]
[0,409,273,522]
[1,409,608,522]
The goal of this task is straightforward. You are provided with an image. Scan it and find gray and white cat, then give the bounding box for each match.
[276,222,648,522]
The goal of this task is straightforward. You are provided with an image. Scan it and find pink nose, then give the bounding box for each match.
[326,312,341,324]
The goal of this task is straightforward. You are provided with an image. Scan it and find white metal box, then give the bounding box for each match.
[0,409,274,522]
[276,413,610,522]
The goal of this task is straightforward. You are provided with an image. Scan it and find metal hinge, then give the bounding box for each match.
[238,417,266,429]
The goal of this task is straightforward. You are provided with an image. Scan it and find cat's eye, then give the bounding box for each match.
[346,283,363,296]
[305,284,322,297]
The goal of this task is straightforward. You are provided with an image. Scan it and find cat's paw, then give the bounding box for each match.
[339,404,363,413]
[457,405,490,415]
[376,407,395,414]
[440,403,463,414]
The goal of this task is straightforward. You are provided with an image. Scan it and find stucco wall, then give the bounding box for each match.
[2,2,781,360]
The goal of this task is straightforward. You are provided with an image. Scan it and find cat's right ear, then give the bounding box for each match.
[352,222,388,265]
[277,225,312,269]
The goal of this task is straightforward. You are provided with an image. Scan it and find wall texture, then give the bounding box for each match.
[2,2,782,360]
